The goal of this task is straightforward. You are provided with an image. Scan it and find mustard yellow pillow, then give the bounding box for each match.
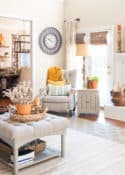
[47,80,66,86]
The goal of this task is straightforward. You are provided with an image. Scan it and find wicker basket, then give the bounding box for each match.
[28,139,46,153]
[111,91,125,106]
[21,139,46,153]
[10,107,48,122]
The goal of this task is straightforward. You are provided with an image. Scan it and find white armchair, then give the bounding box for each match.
[41,69,77,116]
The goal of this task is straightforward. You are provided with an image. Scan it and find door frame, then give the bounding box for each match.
[0,15,35,94]
[77,25,115,89]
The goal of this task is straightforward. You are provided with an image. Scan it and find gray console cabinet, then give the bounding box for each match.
[77,89,100,115]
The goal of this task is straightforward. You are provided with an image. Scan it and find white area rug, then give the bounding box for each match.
[0,129,125,175]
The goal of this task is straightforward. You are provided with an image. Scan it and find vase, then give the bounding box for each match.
[16,104,32,115]
[88,80,98,89]
[91,80,98,89]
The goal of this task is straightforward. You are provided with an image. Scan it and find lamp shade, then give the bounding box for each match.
[76,44,88,56]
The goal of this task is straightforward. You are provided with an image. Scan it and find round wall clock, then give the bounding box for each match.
[39,27,62,55]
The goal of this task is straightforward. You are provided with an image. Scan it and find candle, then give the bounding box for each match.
[117,25,122,52]
[117,25,122,31]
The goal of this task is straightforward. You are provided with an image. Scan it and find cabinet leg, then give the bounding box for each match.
[77,112,80,117]
[61,134,65,157]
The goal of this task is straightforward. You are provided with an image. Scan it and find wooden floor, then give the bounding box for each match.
[78,111,125,128]
[68,110,125,144]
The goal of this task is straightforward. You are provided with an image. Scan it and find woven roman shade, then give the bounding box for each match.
[76,33,86,44]
[90,31,108,45]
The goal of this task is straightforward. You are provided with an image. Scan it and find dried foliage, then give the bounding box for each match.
[4,81,32,104]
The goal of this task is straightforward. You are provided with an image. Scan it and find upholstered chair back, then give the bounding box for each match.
[62,69,77,88]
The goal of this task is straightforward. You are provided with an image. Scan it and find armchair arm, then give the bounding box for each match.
[39,87,47,96]
[69,88,76,96]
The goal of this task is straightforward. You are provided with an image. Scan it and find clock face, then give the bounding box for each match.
[39,27,62,55]
[45,34,57,49]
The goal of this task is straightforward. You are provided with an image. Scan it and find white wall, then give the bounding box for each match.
[64,0,125,92]
[65,0,125,28]
[0,0,64,95]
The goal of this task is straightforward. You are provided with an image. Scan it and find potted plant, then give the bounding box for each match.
[4,82,33,115]
[88,76,99,89]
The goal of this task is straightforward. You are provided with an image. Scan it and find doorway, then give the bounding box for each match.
[0,16,33,104]
[89,44,109,106]
[87,27,114,106]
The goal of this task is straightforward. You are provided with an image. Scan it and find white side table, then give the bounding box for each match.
[77,89,100,116]
[104,104,125,121]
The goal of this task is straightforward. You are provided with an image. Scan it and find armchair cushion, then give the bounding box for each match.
[48,84,71,96]
[42,96,69,103]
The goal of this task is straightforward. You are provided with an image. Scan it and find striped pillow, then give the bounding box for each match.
[48,84,71,96]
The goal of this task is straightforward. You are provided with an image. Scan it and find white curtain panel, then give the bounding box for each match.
[65,21,77,69]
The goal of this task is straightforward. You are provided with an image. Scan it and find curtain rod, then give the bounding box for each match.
[64,18,80,23]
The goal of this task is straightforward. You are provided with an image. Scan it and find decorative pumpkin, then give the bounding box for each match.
[0,33,4,45]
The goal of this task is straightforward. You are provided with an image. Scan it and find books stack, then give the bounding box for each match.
[10,149,34,166]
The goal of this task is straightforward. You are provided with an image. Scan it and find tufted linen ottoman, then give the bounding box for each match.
[0,113,70,175]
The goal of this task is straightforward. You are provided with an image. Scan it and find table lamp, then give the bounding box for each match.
[76,44,88,88]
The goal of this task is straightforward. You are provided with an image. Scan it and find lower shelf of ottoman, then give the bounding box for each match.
[0,146,60,170]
